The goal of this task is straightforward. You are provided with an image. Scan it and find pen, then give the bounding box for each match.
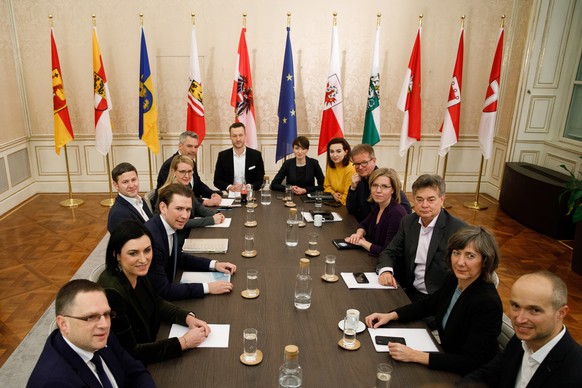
[216,208,233,211]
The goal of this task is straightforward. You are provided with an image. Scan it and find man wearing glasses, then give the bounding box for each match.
[156,131,222,207]
[347,144,411,222]
[28,279,155,387]
[376,174,466,303]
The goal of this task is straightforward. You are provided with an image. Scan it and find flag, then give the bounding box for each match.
[318,24,343,155]
[187,25,205,143]
[362,24,381,146]
[92,26,113,156]
[51,27,74,155]
[276,26,297,162]
[139,26,159,154]
[438,27,464,157]
[479,27,504,160]
[231,27,257,149]
[397,27,422,157]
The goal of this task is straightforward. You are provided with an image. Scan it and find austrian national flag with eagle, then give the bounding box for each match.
[187,25,205,143]
[318,24,343,155]
[438,27,464,157]
[51,27,74,155]
[231,27,258,149]
[397,26,422,157]
[479,27,504,160]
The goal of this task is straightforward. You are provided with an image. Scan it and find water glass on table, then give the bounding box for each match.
[324,255,336,281]
[315,190,323,208]
[375,363,393,387]
[242,328,258,363]
[246,269,259,297]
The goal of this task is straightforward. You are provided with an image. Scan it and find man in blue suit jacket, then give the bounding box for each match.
[107,163,153,233]
[376,174,466,301]
[460,271,582,387]
[27,279,155,388]
[146,183,237,300]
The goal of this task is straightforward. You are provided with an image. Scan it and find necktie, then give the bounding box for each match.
[172,232,178,281]
[91,351,114,388]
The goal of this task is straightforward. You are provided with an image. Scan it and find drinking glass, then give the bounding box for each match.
[324,255,336,280]
[246,269,258,297]
[244,232,255,254]
[307,232,318,254]
[315,190,323,208]
[375,363,393,388]
[243,328,258,362]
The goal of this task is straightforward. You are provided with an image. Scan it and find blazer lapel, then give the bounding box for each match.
[526,331,571,388]
[425,209,446,268]
[53,331,103,388]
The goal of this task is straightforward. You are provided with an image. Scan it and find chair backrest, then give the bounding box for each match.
[48,317,57,336]
[497,313,514,351]
[89,263,107,283]
[144,189,156,214]
[492,271,500,288]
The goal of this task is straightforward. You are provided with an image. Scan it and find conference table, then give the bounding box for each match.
[148,195,460,387]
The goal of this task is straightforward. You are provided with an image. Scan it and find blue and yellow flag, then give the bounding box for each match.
[276,26,297,162]
[139,26,159,154]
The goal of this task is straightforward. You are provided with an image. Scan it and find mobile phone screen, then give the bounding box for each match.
[353,272,369,284]
[375,336,407,346]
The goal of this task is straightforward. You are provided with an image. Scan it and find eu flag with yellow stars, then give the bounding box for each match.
[276,26,297,162]
[139,25,159,154]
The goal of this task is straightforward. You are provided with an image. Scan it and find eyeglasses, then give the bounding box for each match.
[177,170,194,176]
[62,311,116,323]
[371,183,392,191]
[352,159,372,168]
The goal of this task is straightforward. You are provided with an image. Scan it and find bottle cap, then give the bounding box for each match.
[264,175,269,180]
[289,208,297,216]
[284,344,299,357]
[299,258,310,267]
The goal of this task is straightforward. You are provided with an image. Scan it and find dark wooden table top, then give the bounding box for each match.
[148,197,459,387]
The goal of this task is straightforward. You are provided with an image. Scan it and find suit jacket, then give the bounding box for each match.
[145,215,212,300]
[213,147,265,191]
[271,156,324,193]
[395,274,502,375]
[98,269,188,364]
[27,329,155,388]
[376,209,466,294]
[460,329,582,387]
[107,196,153,233]
[358,200,407,257]
[346,167,412,222]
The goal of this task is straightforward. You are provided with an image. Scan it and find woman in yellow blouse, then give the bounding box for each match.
[323,138,356,205]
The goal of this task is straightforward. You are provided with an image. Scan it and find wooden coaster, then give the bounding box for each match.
[305,250,320,257]
[246,203,258,208]
[241,250,257,258]
[298,221,306,228]
[240,349,263,365]
[244,221,258,227]
[321,274,339,283]
[284,201,296,207]
[241,289,260,299]
[338,339,361,350]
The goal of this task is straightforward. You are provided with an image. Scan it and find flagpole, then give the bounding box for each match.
[138,13,154,191]
[283,11,291,164]
[242,12,246,28]
[403,147,411,192]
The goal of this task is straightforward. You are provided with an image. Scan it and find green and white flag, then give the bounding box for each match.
[362,24,381,146]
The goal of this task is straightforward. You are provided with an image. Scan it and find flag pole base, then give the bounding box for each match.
[100,198,115,207]
[60,198,84,208]
[463,201,488,210]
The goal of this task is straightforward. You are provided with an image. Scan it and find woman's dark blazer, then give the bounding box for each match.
[394,274,502,375]
[98,269,190,364]
[271,156,324,193]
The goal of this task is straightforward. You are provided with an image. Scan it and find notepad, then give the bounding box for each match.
[182,238,229,253]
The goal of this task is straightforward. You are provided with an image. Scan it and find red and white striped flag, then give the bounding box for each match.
[318,24,343,155]
[397,27,422,157]
[186,25,205,143]
[231,27,257,149]
[438,27,464,157]
[92,26,113,156]
[479,27,504,160]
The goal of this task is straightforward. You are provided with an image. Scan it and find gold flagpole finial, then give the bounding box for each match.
[243,13,247,28]
[287,12,291,28]
[418,14,423,28]
[461,15,465,29]
[92,14,96,27]
[192,13,196,26]
[377,13,381,27]
[139,13,143,26]
[333,12,337,26]
[501,15,506,28]
[49,15,53,27]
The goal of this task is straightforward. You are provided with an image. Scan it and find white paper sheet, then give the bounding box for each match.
[169,324,230,348]
[227,191,241,199]
[181,272,231,283]
[219,198,235,206]
[205,218,232,228]
[340,272,395,289]
[368,328,439,353]
[301,211,343,223]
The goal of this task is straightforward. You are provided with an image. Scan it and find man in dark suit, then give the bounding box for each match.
[27,279,155,388]
[460,271,582,387]
[376,174,466,301]
[107,163,153,233]
[146,183,236,301]
[213,122,265,191]
[347,144,411,222]
[156,131,222,207]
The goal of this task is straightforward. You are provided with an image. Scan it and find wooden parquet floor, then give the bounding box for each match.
[0,193,581,368]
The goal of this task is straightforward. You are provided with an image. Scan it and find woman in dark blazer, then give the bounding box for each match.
[365,226,503,375]
[98,220,211,364]
[271,136,324,195]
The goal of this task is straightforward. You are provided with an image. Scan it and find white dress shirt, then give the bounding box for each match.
[62,336,118,388]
